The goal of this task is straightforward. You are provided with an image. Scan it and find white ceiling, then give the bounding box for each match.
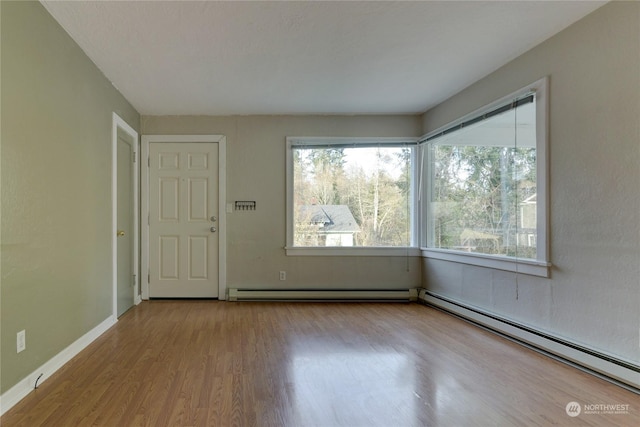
[41,1,605,116]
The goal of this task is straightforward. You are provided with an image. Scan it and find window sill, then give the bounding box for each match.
[420,248,550,277]
[285,247,422,257]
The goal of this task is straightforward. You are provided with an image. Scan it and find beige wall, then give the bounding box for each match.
[142,115,423,291]
[421,1,640,364]
[1,1,140,393]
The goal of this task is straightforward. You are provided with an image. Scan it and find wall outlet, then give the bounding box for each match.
[279,271,286,281]
[17,330,26,353]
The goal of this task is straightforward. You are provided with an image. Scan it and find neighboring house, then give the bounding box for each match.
[457,193,537,253]
[296,205,360,246]
[518,194,537,247]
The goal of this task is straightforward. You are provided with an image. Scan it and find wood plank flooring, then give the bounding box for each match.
[2,301,638,426]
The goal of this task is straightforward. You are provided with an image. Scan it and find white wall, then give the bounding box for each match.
[421,2,640,365]
[142,115,423,291]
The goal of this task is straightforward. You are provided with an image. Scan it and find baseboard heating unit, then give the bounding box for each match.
[228,288,418,302]
[419,289,640,393]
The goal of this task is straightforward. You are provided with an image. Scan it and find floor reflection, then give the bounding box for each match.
[290,348,415,426]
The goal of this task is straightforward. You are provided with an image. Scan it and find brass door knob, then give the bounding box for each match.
[117,230,125,237]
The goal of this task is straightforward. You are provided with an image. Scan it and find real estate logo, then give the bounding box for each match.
[565,401,631,417]
[566,402,581,417]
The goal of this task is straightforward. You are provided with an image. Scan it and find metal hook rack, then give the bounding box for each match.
[234,201,256,211]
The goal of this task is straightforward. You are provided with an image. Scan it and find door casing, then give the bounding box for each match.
[112,113,140,319]
[141,135,227,300]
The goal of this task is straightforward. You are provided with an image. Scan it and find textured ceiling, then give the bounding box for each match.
[41,1,606,116]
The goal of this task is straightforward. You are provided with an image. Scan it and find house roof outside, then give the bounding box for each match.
[298,205,361,233]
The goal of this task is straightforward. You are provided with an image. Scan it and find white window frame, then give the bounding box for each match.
[420,77,550,277]
[285,137,421,256]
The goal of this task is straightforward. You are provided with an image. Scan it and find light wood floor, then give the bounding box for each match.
[2,301,638,426]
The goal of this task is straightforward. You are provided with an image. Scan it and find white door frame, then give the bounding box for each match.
[141,135,227,300]
[112,113,140,320]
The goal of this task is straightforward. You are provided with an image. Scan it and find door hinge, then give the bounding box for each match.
[148,213,150,225]
[133,274,136,287]
[148,273,150,283]
[148,156,150,167]
[133,152,136,163]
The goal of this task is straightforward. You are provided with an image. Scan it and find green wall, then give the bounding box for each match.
[1,1,140,393]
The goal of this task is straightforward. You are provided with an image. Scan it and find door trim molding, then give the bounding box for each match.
[112,113,140,319]
[141,135,227,300]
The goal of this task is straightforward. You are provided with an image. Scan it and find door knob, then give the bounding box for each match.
[210,216,217,222]
[210,226,217,233]
[117,230,125,237]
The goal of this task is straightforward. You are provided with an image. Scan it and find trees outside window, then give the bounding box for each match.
[286,79,548,275]
[430,143,537,258]
[426,95,538,259]
[290,142,415,248]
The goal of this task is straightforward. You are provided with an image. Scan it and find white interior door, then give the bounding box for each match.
[113,113,139,318]
[149,142,219,298]
[116,130,135,316]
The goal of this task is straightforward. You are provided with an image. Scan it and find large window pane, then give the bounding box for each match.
[292,145,413,247]
[428,100,537,259]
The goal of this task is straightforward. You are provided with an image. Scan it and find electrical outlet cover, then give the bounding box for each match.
[17,330,26,353]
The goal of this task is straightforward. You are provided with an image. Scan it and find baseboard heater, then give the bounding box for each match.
[228,288,418,302]
[419,289,640,393]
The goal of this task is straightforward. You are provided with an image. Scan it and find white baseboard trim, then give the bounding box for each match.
[419,290,640,392]
[228,288,418,302]
[0,315,117,416]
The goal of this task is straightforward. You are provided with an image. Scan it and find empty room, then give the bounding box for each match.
[1,1,639,426]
